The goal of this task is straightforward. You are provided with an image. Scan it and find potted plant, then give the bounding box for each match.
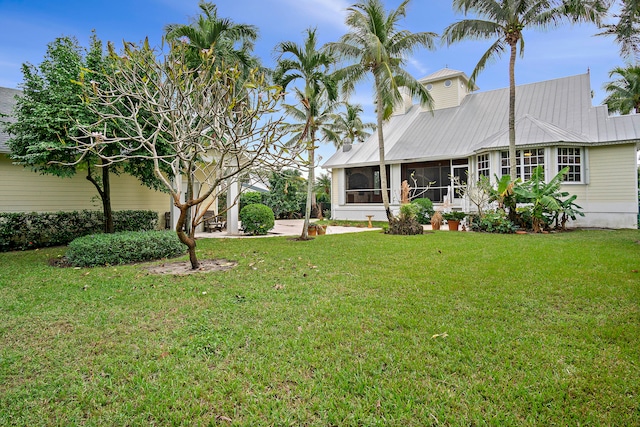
[307,224,317,236]
[442,211,467,231]
[317,224,326,235]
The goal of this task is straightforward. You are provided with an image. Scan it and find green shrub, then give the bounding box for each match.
[113,210,159,232]
[0,210,160,252]
[66,231,185,267]
[470,210,516,234]
[239,204,275,236]
[240,191,264,210]
[411,198,434,224]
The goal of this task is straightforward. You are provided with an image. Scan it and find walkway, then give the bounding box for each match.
[195,219,381,239]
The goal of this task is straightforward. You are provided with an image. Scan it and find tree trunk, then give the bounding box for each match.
[175,202,199,269]
[508,42,518,181]
[301,140,315,240]
[376,86,393,222]
[85,159,114,233]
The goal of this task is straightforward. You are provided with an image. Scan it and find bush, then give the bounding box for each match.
[112,210,159,232]
[411,198,434,224]
[0,210,159,252]
[240,191,264,210]
[469,210,516,234]
[239,203,275,236]
[66,230,185,267]
[387,204,423,235]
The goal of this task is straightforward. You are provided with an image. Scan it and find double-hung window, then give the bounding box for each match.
[501,149,545,179]
[557,147,582,182]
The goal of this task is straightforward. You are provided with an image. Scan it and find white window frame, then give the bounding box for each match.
[557,147,584,184]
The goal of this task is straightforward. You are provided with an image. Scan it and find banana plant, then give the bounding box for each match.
[514,166,570,232]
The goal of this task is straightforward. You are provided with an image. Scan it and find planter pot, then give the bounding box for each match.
[317,225,326,235]
[431,222,441,231]
[447,220,460,231]
[308,227,317,236]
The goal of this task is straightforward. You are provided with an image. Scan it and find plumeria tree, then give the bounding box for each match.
[70,40,297,269]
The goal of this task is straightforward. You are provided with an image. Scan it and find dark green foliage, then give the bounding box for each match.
[66,230,184,267]
[263,170,306,219]
[469,210,516,234]
[0,210,158,252]
[239,191,263,210]
[239,203,275,236]
[442,211,467,221]
[411,197,434,224]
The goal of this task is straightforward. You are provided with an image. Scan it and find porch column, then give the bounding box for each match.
[226,177,240,235]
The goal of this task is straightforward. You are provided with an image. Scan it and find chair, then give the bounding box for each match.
[203,211,226,232]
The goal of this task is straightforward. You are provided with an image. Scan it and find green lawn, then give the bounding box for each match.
[1,230,639,426]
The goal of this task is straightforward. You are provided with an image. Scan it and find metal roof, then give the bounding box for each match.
[0,87,21,153]
[323,72,640,168]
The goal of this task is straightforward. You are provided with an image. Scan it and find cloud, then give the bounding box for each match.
[278,0,350,30]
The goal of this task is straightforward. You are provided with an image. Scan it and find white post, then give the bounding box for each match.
[226,177,240,235]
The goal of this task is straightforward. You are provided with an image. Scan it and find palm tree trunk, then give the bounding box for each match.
[302,141,314,239]
[508,42,517,181]
[376,87,393,222]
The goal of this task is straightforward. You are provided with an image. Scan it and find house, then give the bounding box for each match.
[323,69,640,229]
[0,86,250,233]
[0,86,172,222]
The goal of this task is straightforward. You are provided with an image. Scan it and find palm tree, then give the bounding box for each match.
[443,0,606,180]
[604,64,640,114]
[598,0,640,60]
[274,28,338,239]
[327,103,376,148]
[165,1,260,72]
[328,0,437,222]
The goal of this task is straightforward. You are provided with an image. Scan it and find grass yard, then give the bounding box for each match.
[0,229,639,426]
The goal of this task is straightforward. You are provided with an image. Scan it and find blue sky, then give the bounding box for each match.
[0,0,624,167]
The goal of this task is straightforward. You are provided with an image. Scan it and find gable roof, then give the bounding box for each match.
[324,73,640,168]
[0,87,21,153]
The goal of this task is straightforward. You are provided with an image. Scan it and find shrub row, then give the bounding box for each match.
[66,230,184,267]
[0,210,159,252]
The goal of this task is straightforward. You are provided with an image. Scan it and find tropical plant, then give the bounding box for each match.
[442,211,467,221]
[328,0,437,223]
[263,169,307,219]
[326,103,376,148]
[164,1,260,72]
[469,209,516,233]
[274,28,339,239]
[603,64,640,114]
[443,0,606,180]
[410,198,435,224]
[598,0,640,60]
[513,166,576,232]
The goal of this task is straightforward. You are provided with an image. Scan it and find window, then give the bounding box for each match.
[477,154,490,177]
[557,147,582,182]
[401,159,467,203]
[426,83,433,91]
[345,166,390,204]
[501,149,545,180]
[444,79,452,87]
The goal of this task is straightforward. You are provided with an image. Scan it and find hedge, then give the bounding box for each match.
[0,210,159,252]
[66,231,184,267]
